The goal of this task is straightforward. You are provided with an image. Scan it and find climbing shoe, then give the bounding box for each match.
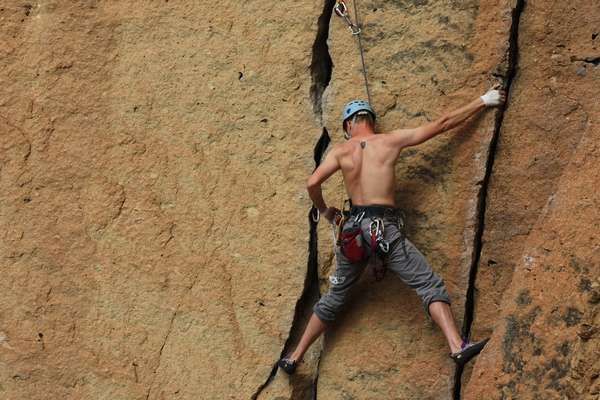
[277,357,298,375]
[449,338,490,367]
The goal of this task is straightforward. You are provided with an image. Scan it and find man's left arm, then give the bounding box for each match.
[386,88,506,149]
[306,148,340,222]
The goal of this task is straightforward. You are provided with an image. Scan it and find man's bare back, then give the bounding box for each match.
[334,135,400,206]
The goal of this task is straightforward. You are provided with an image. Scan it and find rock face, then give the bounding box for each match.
[464,136,600,399]
[1,2,320,399]
[464,0,600,398]
[471,0,598,345]
[0,1,598,400]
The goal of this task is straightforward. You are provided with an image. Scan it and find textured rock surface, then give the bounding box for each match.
[0,1,598,399]
[464,102,600,399]
[471,0,598,343]
[1,2,322,399]
[466,2,600,398]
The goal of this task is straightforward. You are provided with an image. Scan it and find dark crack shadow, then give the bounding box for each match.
[310,0,336,122]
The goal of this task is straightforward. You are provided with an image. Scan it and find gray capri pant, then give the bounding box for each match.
[313,212,451,323]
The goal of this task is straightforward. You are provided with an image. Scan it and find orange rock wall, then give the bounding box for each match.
[1,1,598,399]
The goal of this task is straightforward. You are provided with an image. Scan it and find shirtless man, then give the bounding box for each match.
[278,89,506,374]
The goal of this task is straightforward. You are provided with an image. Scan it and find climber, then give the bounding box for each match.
[277,88,506,375]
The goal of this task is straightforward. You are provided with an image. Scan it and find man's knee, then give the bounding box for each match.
[313,296,341,323]
[423,289,452,317]
[311,310,331,328]
[426,297,452,316]
[313,297,338,324]
[411,269,450,316]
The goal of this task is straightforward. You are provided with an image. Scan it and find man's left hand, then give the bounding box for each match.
[480,88,507,107]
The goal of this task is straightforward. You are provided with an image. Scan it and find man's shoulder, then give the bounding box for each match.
[328,141,346,154]
[367,131,397,140]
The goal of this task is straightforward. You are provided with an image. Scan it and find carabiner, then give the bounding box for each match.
[378,240,389,254]
[311,207,320,223]
[370,218,389,254]
[369,218,384,236]
[354,211,365,224]
[334,0,348,17]
[334,0,361,35]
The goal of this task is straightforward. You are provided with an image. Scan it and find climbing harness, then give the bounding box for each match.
[337,205,409,281]
[333,0,372,105]
[332,205,403,281]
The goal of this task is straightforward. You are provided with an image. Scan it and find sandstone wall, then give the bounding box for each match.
[1,2,321,399]
[1,1,598,400]
[464,0,600,398]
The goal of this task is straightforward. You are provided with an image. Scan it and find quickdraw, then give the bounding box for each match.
[369,218,390,254]
[333,0,361,35]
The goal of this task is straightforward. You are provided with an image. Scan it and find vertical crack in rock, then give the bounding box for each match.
[252,2,335,395]
[251,129,331,400]
[453,1,526,398]
[250,362,280,400]
[310,0,336,121]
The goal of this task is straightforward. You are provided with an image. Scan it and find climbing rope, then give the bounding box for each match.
[334,0,372,105]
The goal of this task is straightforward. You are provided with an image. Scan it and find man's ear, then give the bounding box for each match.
[345,121,353,139]
[343,122,351,140]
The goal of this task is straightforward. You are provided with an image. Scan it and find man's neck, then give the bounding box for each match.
[349,127,376,138]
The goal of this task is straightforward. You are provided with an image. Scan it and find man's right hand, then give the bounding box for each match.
[322,207,341,224]
[480,89,507,107]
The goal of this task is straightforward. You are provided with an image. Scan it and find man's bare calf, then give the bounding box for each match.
[282,300,462,368]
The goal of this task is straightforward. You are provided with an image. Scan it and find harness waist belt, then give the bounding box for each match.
[349,204,401,219]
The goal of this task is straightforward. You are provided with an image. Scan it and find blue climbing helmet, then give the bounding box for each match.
[342,100,376,133]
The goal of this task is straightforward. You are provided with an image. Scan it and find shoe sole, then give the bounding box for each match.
[450,338,490,367]
[277,358,297,375]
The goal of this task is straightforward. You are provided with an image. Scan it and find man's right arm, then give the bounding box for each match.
[386,89,505,149]
[306,147,341,222]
